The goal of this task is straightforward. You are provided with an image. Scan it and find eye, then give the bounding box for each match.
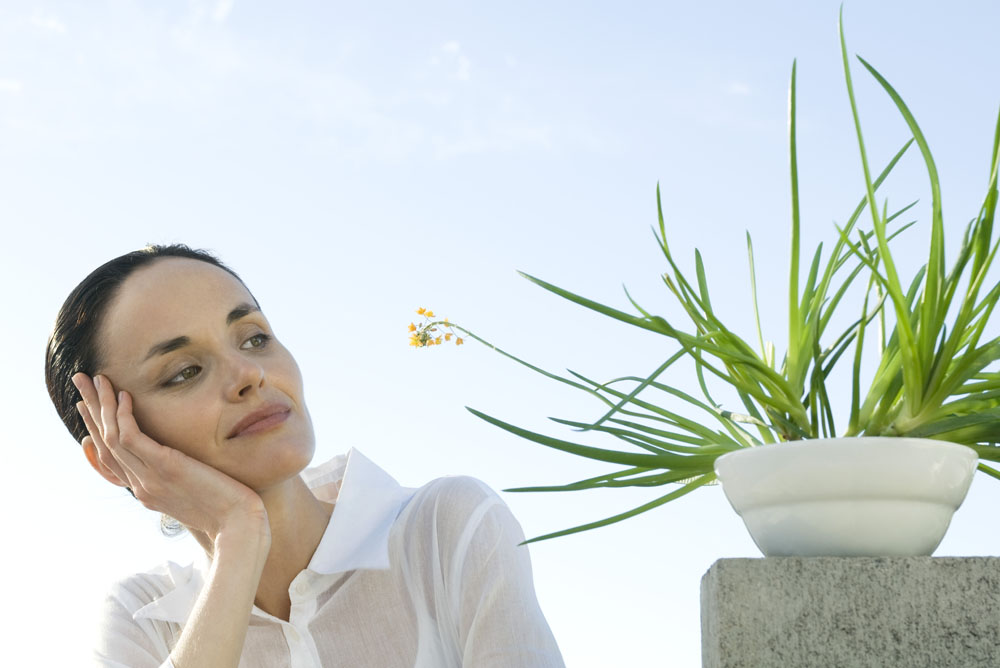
[241,333,272,350]
[167,366,201,385]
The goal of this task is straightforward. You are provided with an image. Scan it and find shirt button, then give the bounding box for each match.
[296,582,308,596]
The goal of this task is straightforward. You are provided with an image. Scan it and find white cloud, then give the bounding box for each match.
[436,42,471,81]
[727,82,751,96]
[0,3,582,165]
[212,0,236,22]
[0,79,23,94]
[425,42,472,81]
[186,0,235,24]
[30,13,67,34]
[421,90,453,106]
[456,55,471,81]
[433,122,552,160]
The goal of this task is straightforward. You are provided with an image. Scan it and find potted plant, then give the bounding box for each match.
[410,12,1000,557]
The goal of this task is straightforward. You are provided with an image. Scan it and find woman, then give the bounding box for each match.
[46,244,564,668]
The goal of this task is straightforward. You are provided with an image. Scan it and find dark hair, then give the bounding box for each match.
[45,243,254,445]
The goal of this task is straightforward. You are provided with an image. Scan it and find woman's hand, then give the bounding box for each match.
[76,373,274,668]
[72,372,271,552]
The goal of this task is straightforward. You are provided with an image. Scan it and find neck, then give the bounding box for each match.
[198,476,334,621]
[258,477,335,620]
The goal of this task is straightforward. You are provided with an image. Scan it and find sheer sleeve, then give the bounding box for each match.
[426,476,565,667]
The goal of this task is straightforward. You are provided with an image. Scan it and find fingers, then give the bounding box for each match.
[73,373,117,473]
[81,433,129,487]
[115,390,151,468]
[72,373,102,439]
[77,400,129,484]
[72,372,145,476]
[94,374,120,450]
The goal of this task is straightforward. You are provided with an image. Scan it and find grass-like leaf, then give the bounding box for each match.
[413,11,1000,543]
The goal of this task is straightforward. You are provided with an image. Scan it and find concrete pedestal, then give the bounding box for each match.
[701,557,1000,668]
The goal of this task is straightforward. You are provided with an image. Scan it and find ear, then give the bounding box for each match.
[82,436,129,488]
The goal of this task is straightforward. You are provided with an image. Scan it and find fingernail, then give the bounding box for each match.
[94,376,102,391]
[71,374,81,390]
[118,391,124,403]
[75,401,85,415]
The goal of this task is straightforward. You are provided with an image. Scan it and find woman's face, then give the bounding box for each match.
[95,257,315,492]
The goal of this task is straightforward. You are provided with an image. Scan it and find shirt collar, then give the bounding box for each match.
[133,448,413,623]
[302,447,415,575]
[130,559,205,625]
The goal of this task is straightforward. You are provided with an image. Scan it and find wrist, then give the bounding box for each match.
[214,511,271,559]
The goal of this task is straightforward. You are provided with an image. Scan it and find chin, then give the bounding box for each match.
[246,434,316,492]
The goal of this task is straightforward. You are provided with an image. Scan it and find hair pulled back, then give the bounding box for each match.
[45,244,252,445]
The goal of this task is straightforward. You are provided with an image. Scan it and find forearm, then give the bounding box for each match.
[169,523,270,668]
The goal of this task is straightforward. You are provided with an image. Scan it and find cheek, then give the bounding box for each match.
[130,395,217,461]
[269,345,304,401]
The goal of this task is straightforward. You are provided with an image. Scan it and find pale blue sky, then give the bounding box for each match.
[4,1,1000,665]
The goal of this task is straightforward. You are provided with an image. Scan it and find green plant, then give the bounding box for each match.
[411,12,1000,544]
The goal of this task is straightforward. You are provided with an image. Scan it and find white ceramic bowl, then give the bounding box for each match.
[714,437,978,556]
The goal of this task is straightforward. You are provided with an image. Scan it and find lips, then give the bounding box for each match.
[227,403,292,439]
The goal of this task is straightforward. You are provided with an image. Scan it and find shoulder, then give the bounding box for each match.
[395,476,524,558]
[93,562,193,663]
[412,474,500,505]
[100,560,201,625]
[403,475,505,528]
[104,563,182,612]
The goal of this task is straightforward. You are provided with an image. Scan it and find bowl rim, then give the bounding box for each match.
[714,436,978,467]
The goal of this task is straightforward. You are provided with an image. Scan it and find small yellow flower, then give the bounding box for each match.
[406,310,466,350]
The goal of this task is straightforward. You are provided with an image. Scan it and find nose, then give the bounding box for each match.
[225,351,265,400]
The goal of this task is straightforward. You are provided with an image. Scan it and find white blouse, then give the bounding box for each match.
[93,449,564,667]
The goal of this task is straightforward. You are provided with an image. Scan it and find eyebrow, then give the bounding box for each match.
[226,302,260,325]
[143,302,262,362]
